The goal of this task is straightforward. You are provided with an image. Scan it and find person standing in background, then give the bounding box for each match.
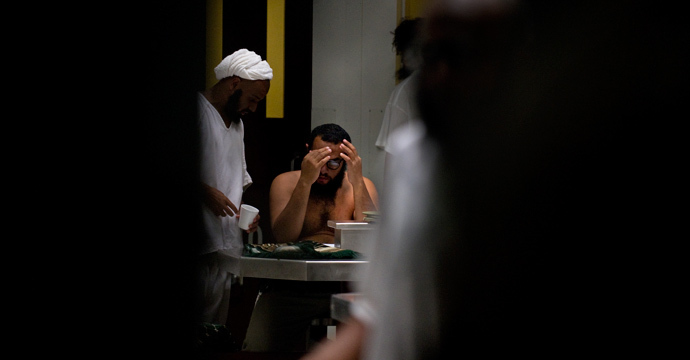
[197,49,272,325]
[375,17,424,181]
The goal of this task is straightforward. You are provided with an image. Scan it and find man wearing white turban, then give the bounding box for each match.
[197,49,272,326]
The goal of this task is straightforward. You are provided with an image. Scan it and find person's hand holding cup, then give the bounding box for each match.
[238,204,260,233]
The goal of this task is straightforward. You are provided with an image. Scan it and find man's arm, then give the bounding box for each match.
[358,177,379,219]
[340,140,379,221]
[270,147,332,243]
[269,172,310,243]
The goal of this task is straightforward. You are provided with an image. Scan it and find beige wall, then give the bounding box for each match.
[311,0,429,196]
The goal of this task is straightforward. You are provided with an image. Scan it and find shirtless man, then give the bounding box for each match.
[241,123,379,353]
[269,123,379,243]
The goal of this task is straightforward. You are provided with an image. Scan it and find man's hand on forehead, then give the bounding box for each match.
[310,146,332,155]
[301,146,332,184]
[339,139,363,179]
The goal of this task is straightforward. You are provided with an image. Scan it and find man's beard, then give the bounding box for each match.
[310,167,346,201]
[223,89,242,125]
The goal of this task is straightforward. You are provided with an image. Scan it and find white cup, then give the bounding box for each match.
[238,204,259,230]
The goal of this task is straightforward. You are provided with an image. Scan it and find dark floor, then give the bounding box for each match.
[226,277,263,348]
[205,278,314,360]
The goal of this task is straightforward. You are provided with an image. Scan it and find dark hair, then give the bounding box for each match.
[393,17,422,55]
[393,17,422,80]
[308,123,351,148]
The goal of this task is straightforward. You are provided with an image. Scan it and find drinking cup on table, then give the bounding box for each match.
[238,204,259,230]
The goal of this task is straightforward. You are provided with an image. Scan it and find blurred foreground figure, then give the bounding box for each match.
[303,0,685,358]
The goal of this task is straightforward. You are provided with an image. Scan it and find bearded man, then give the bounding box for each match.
[197,49,272,325]
[241,123,379,352]
[269,123,379,243]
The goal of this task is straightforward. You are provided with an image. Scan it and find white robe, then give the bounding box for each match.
[375,72,422,155]
[198,93,252,267]
[197,93,252,324]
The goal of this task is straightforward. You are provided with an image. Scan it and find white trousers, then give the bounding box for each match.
[198,252,234,325]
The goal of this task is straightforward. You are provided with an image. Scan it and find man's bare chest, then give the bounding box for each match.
[303,197,354,232]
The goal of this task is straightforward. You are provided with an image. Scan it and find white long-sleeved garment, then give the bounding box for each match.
[197,93,252,270]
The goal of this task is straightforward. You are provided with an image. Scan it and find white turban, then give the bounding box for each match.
[214,49,273,81]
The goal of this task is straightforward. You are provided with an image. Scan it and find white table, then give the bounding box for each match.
[239,256,368,281]
[216,249,368,282]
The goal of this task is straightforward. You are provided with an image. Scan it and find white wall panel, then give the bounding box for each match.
[312,0,396,195]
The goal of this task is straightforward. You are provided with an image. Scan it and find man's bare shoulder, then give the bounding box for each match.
[363,176,377,189]
[271,170,301,187]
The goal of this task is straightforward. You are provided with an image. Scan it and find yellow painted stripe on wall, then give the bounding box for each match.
[399,0,428,20]
[407,0,429,18]
[266,0,285,118]
[206,0,223,88]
